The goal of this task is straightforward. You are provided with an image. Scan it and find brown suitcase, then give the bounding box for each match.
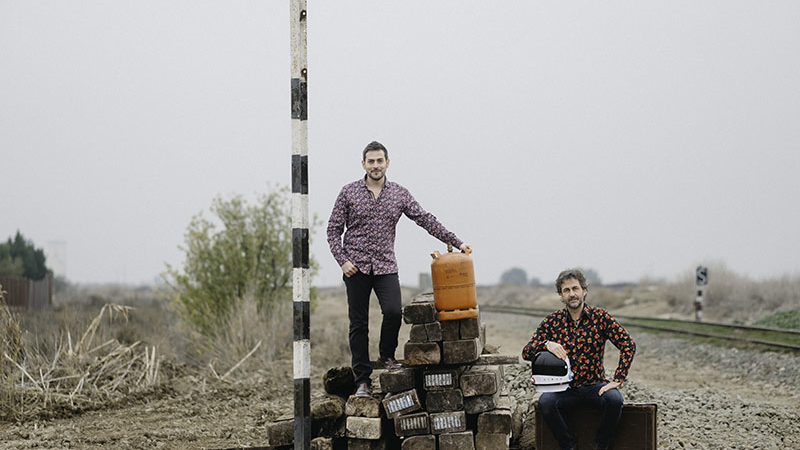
[535,403,657,450]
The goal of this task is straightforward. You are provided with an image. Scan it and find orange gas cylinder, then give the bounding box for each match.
[430,246,479,321]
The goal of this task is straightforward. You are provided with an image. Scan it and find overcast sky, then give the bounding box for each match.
[2,1,799,287]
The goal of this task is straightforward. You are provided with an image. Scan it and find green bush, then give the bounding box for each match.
[163,188,316,337]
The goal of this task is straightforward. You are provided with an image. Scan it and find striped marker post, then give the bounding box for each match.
[290,1,310,449]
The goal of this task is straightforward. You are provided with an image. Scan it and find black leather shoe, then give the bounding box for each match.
[355,382,371,398]
[378,356,402,370]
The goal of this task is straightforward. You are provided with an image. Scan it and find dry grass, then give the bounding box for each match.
[198,291,293,382]
[1,296,164,422]
[659,262,800,322]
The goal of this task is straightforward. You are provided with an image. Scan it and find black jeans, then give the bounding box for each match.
[538,382,624,449]
[343,271,402,385]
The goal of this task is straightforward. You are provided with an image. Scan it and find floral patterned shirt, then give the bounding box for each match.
[327,177,463,275]
[521,304,636,387]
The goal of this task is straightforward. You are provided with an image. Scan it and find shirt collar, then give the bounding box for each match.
[360,176,392,189]
[561,303,592,321]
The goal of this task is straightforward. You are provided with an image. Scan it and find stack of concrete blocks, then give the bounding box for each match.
[388,293,514,450]
[270,292,516,450]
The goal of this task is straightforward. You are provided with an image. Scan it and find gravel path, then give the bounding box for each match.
[489,312,800,449]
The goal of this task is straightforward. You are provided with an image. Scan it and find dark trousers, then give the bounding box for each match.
[343,272,402,385]
[538,382,624,450]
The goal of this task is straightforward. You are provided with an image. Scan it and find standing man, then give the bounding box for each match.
[522,269,636,450]
[328,141,471,398]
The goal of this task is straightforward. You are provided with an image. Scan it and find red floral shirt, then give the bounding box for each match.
[327,177,463,275]
[522,304,636,387]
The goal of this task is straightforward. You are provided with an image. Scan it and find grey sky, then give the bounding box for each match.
[2,1,799,287]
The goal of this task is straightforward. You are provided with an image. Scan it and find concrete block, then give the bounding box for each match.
[346,394,381,418]
[430,410,467,434]
[311,415,346,440]
[459,317,481,339]
[323,366,356,398]
[460,367,500,397]
[346,416,383,440]
[267,418,294,446]
[371,369,386,395]
[311,436,333,450]
[311,394,346,420]
[477,409,512,434]
[425,389,464,413]
[379,368,417,394]
[423,369,460,391]
[382,389,422,419]
[425,322,443,341]
[442,338,480,365]
[401,434,436,450]
[495,395,514,411]
[464,393,499,415]
[474,354,518,365]
[394,412,430,437]
[412,292,434,303]
[440,320,460,341]
[403,302,436,324]
[494,365,505,390]
[409,324,428,342]
[403,341,441,366]
[347,438,387,450]
[438,431,475,450]
[475,432,509,450]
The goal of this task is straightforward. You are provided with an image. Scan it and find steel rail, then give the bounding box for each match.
[480,305,800,352]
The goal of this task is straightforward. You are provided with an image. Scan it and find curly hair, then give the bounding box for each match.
[555,269,588,294]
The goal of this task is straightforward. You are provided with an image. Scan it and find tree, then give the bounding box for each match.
[163,188,314,336]
[500,267,528,286]
[0,231,49,280]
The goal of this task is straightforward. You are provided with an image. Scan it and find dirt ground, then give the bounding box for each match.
[2,287,799,449]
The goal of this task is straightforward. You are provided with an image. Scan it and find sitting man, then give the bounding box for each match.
[522,269,636,450]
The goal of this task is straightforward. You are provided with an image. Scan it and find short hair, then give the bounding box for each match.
[362,141,388,161]
[555,269,588,294]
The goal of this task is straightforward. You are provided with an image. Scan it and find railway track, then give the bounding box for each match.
[480,305,800,352]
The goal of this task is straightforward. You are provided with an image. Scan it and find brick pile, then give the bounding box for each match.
[267,292,520,449]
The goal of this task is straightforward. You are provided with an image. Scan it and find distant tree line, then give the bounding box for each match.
[499,266,601,287]
[0,231,50,280]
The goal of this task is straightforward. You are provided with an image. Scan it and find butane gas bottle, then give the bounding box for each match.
[430,245,479,320]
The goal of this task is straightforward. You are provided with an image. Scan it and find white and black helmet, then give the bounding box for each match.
[531,351,574,392]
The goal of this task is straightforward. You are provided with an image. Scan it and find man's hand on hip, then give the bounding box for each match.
[599,381,621,396]
[341,261,358,277]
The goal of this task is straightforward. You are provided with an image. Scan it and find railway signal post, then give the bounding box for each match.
[695,265,708,321]
[290,1,310,449]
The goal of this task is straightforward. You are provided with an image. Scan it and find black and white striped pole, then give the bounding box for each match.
[290,1,310,449]
[695,265,708,322]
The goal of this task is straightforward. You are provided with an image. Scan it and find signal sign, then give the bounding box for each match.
[696,266,708,286]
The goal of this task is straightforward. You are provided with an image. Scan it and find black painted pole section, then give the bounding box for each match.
[290,1,310,449]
